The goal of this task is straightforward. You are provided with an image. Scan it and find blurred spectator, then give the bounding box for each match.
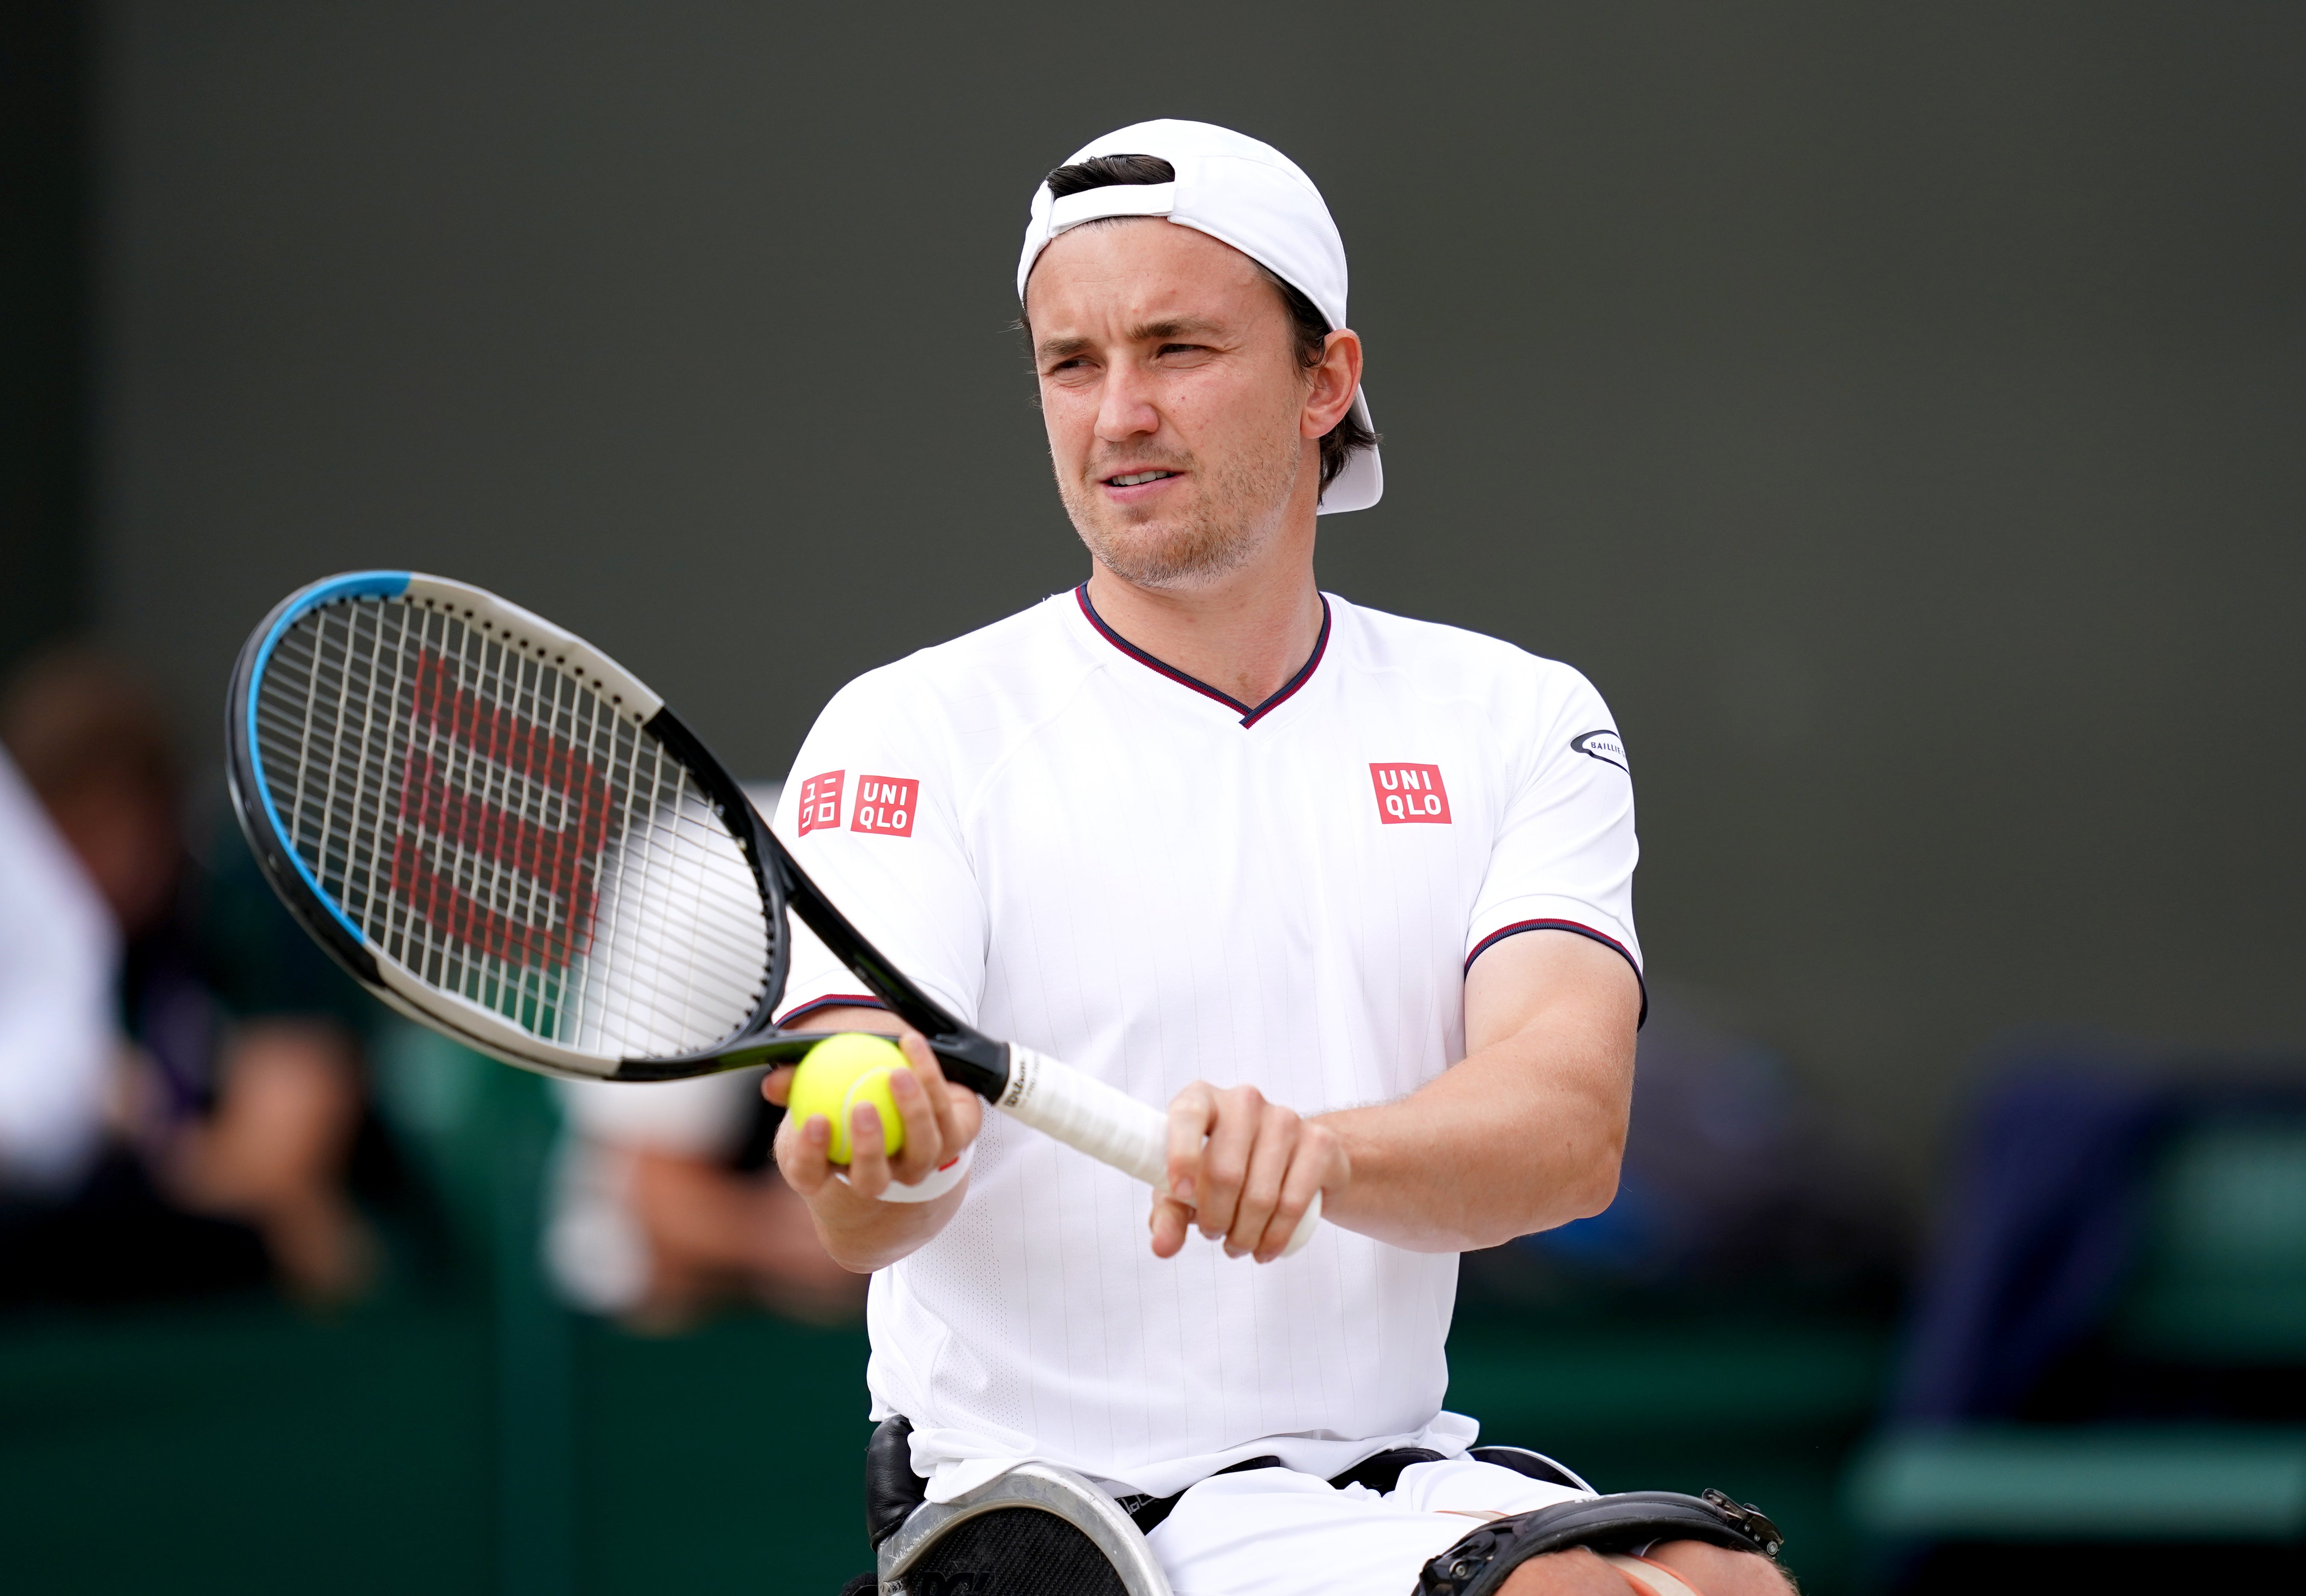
[0,743,115,1196]
[0,647,374,1306]
[549,1070,862,1329]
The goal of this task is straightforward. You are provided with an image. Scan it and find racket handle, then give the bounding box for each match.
[998,1044,1322,1259]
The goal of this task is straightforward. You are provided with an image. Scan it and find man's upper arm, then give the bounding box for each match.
[1463,663,1644,1024]
[1463,924,1642,1058]
[771,672,987,1027]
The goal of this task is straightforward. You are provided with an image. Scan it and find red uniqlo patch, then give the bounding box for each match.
[796,770,844,836]
[851,775,918,837]
[1371,763,1452,825]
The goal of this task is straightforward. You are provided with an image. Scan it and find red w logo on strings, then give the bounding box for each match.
[391,651,612,970]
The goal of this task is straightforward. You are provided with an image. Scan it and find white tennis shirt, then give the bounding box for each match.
[772,588,1641,1502]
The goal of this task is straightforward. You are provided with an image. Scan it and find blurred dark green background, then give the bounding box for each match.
[4,3,2300,1593]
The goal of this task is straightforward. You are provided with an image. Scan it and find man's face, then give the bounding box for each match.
[1025,219,1314,589]
[49,774,179,936]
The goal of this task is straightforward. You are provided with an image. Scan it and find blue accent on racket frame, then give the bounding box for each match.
[245,571,412,945]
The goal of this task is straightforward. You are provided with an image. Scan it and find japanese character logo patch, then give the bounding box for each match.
[797,770,844,836]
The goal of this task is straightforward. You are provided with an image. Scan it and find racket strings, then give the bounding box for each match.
[253,594,773,1059]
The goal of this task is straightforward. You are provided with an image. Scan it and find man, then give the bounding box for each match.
[1,648,373,1305]
[765,121,1791,1596]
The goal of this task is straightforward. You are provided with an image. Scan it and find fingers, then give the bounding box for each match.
[1256,1121,1336,1264]
[882,1067,940,1186]
[932,1039,985,1160]
[761,1065,795,1107]
[884,1029,984,1186]
[1157,1083,1333,1263]
[773,1105,837,1198]
[1229,1100,1296,1259]
[1193,1084,1266,1245]
[841,1087,898,1199]
[882,1041,946,1186]
[1149,1193,1193,1259]
[1165,1083,1217,1214]
[908,1030,972,1161]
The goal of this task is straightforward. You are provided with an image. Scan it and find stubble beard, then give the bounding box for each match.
[1058,428,1306,590]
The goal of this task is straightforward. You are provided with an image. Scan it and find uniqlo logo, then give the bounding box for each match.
[796,770,844,836]
[851,775,918,837]
[1371,763,1451,825]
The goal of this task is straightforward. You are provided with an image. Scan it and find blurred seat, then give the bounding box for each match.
[1849,1097,2306,1580]
[1849,1425,2306,1544]
[2117,1117,2306,1366]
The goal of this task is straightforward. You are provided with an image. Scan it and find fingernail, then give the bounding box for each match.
[1174,1179,1194,1206]
[890,1070,917,1099]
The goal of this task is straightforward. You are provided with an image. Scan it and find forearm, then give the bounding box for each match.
[804,1173,969,1273]
[1317,1030,1625,1251]
[1317,934,1637,1252]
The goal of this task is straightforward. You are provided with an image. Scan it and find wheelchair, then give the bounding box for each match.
[851,1416,1179,1596]
[841,1416,1778,1596]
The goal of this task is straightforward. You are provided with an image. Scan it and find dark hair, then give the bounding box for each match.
[0,645,178,805]
[1036,155,1378,495]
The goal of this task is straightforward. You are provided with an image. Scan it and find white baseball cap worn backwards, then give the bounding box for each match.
[1016,119,1383,515]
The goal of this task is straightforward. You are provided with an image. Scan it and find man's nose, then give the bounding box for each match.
[1094,362,1160,442]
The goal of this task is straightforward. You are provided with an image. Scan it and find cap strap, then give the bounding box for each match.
[1047,181,1176,234]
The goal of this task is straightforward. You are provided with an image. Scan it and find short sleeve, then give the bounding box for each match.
[771,666,988,1029]
[1465,666,1643,1007]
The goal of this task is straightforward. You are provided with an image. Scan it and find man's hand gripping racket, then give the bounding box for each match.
[225,572,1321,1258]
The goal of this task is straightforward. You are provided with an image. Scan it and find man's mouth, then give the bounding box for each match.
[1105,470,1179,487]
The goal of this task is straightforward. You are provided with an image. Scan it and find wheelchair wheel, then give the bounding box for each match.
[887,1502,1130,1595]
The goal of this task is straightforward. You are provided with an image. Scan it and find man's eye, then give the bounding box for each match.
[1157,343,1207,357]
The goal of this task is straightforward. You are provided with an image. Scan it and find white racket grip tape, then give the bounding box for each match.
[998,1044,1323,1258]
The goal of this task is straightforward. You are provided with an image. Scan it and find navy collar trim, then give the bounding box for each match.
[1074,586,1331,729]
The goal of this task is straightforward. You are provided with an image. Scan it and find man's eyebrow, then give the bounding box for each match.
[1034,318,1232,363]
[1130,317,1227,343]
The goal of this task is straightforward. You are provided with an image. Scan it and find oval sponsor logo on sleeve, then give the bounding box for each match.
[1571,730,1629,772]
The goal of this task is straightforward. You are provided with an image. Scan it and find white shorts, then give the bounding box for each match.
[1145,1458,1593,1596]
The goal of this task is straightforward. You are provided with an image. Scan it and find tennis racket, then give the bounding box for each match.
[227,571,1320,1255]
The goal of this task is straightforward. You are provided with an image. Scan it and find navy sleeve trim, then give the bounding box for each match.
[1465,919,1648,1028]
[775,992,893,1028]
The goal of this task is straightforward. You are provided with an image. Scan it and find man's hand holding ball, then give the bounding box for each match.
[766,1025,982,1216]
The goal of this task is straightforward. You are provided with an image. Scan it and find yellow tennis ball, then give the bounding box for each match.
[787,1032,907,1165]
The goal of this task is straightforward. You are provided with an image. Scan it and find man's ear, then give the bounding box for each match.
[1302,329,1363,439]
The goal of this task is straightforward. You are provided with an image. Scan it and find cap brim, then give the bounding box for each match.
[1317,387,1382,515]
